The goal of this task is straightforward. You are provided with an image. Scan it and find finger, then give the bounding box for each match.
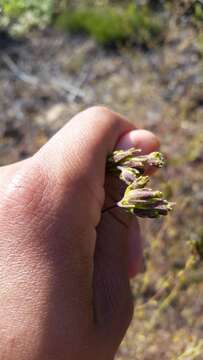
[117,129,160,176]
[117,129,160,154]
[128,218,143,278]
[94,211,134,355]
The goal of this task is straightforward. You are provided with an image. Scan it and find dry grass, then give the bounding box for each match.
[0,2,203,358]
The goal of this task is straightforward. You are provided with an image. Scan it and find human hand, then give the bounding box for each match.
[0,107,159,360]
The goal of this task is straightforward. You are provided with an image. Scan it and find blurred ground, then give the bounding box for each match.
[0,5,203,360]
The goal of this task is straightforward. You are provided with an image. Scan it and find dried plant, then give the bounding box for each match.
[106,147,174,218]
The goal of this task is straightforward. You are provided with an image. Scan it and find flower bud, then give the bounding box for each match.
[107,148,165,175]
[108,147,141,164]
[117,166,140,185]
[118,188,174,218]
[106,147,174,219]
[128,176,150,189]
[121,152,165,171]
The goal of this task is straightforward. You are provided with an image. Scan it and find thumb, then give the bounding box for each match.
[35,106,133,194]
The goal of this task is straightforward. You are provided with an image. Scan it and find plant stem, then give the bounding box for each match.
[102,204,117,213]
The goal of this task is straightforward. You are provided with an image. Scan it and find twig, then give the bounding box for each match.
[49,77,85,100]
[2,54,39,86]
[2,54,86,101]
[68,63,92,102]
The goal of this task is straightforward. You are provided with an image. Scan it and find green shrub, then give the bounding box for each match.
[56,4,163,48]
[56,6,131,47]
[194,2,203,21]
[127,3,163,46]
[0,0,54,35]
[0,0,164,46]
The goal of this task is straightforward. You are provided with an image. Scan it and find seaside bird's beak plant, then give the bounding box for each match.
[106,148,175,218]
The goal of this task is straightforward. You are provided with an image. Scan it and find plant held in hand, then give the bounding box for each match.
[106,147,174,218]
[107,148,165,174]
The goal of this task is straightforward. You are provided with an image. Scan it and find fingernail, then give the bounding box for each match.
[117,129,160,154]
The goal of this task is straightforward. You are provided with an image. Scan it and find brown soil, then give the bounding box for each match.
[0,22,203,359]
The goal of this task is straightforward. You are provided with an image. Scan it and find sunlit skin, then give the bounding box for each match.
[0,107,159,360]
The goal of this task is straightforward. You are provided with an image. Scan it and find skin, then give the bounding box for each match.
[0,107,159,360]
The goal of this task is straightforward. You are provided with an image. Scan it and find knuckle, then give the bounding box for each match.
[81,106,122,136]
[84,105,112,117]
[2,158,50,218]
